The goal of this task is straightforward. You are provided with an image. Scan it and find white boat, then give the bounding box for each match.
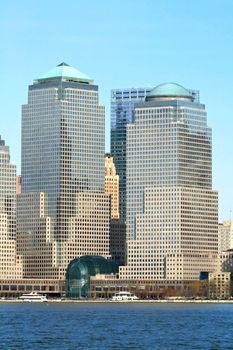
[18,292,48,302]
[112,291,139,301]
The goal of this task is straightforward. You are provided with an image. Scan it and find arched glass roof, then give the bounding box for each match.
[66,256,118,298]
[148,82,192,100]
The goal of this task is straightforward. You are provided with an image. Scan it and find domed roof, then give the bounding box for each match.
[34,62,93,84]
[148,82,192,99]
[66,256,119,298]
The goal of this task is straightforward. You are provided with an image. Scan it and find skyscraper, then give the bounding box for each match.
[111,88,151,221]
[0,136,22,278]
[18,63,111,278]
[105,154,119,220]
[110,87,200,222]
[119,83,218,280]
[0,136,16,239]
[21,62,105,242]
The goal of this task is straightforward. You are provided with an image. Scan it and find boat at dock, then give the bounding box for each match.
[112,291,139,301]
[18,292,48,302]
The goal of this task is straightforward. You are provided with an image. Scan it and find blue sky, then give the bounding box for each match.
[1,0,232,221]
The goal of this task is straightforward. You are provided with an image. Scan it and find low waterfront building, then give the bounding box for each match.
[208,272,233,299]
[89,276,209,299]
[0,278,65,298]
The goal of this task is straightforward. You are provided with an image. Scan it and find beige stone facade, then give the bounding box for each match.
[0,136,23,279]
[105,155,119,220]
[64,192,112,266]
[0,213,23,279]
[16,191,111,279]
[16,175,21,194]
[16,192,62,279]
[120,187,218,280]
[219,221,233,253]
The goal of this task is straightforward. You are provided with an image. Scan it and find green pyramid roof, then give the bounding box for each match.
[34,62,93,84]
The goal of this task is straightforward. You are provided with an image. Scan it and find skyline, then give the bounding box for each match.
[1,0,233,221]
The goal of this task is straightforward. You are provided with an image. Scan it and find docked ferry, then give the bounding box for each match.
[112,292,139,301]
[18,292,48,302]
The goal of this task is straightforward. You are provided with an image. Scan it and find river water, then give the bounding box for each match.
[0,302,233,349]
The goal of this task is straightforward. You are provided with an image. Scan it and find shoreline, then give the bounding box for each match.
[1,298,233,304]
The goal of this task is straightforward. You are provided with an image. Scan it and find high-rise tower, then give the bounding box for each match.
[21,63,105,242]
[119,83,218,280]
[0,136,22,278]
[0,136,16,239]
[111,88,151,221]
[105,154,119,220]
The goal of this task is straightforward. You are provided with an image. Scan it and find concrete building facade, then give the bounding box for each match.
[18,63,111,279]
[0,136,22,279]
[219,221,233,253]
[119,83,219,280]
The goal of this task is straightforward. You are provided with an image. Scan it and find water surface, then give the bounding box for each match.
[0,302,232,349]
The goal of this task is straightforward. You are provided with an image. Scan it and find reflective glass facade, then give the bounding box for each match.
[118,84,219,280]
[126,93,212,241]
[66,255,118,297]
[21,66,105,241]
[111,88,199,222]
[111,88,151,221]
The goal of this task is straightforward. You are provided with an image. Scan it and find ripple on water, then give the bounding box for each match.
[1,303,233,349]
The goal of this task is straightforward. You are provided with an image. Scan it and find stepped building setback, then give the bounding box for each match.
[119,82,219,280]
[0,136,22,278]
[0,66,227,298]
[18,63,111,279]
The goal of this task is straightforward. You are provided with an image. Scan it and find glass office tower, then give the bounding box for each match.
[111,88,151,221]
[126,83,212,240]
[119,83,218,280]
[21,63,105,242]
[111,87,199,222]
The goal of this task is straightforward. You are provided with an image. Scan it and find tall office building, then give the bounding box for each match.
[119,83,219,280]
[105,154,119,220]
[21,63,105,242]
[0,136,22,278]
[19,63,111,278]
[105,154,126,264]
[111,88,151,221]
[110,87,199,222]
